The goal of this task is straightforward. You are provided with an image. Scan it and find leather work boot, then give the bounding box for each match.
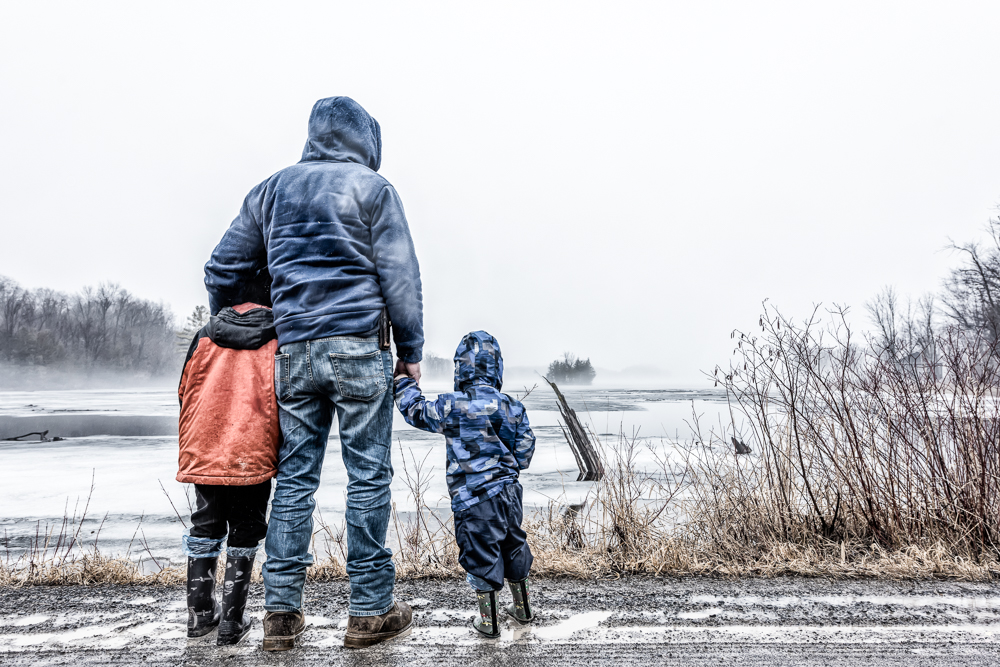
[343,601,413,648]
[505,578,535,623]
[473,590,501,638]
[186,556,221,638]
[216,555,255,645]
[262,610,305,651]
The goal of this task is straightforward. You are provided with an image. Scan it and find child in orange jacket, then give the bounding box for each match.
[177,293,279,645]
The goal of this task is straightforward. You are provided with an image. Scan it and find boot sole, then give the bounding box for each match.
[505,608,535,624]
[473,626,501,639]
[217,626,252,646]
[187,616,221,638]
[262,627,304,652]
[187,624,219,638]
[343,622,413,648]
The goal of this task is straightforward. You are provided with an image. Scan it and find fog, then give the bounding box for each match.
[3,1,1000,384]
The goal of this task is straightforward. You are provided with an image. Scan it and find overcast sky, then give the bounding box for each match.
[2,1,999,383]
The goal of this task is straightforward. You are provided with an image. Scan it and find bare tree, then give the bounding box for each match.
[0,274,178,374]
[0,276,33,346]
[176,305,210,355]
[942,217,1000,341]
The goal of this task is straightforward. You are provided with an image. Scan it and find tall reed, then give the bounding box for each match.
[692,305,1000,567]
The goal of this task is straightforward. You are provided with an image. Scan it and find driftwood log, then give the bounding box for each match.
[2,430,64,442]
[544,378,604,481]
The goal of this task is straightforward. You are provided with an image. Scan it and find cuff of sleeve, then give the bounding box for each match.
[395,347,422,364]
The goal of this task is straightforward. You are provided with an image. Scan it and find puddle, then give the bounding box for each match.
[689,594,1000,609]
[678,607,722,620]
[312,629,347,648]
[1,614,50,627]
[810,595,1000,609]
[126,596,157,606]
[417,608,469,624]
[406,625,530,644]
[0,619,187,652]
[428,610,454,623]
[586,623,1000,644]
[691,595,798,607]
[0,622,127,648]
[534,611,612,640]
[310,616,337,627]
[127,622,186,640]
[409,598,431,609]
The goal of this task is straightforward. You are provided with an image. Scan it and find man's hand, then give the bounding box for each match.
[394,359,421,384]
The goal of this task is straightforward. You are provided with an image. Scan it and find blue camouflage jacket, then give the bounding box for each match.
[394,331,535,512]
[204,96,424,362]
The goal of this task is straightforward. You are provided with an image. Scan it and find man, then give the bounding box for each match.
[204,96,422,650]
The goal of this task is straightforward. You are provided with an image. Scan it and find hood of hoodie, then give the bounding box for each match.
[454,331,503,391]
[300,96,382,171]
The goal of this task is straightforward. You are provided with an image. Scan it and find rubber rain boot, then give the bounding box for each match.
[473,590,501,638]
[506,578,535,623]
[217,554,255,645]
[186,556,221,637]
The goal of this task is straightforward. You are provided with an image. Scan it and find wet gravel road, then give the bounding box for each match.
[3,577,1000,665]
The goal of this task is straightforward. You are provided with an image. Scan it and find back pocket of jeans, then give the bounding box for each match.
[330,351,386,401]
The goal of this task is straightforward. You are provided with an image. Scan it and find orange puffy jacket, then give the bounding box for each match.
[177,303,279,485]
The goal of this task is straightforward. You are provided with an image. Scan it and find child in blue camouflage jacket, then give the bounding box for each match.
[394,330,536,638]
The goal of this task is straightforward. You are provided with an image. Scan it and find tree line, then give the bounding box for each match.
[0,275,177,375]
[867,214,1000,364]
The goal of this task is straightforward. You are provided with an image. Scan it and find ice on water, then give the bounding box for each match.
[0,382,729,563]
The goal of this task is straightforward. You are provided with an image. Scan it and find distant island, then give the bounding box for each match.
[546,353,596,385]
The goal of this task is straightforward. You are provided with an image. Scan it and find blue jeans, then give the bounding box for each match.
[263,336,396,617]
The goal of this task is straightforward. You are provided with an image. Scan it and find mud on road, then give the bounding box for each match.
[3,576,1000,665]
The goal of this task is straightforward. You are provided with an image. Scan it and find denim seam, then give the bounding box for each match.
[314,336,379,343]
[264,604,300,613]
[305,339,320,392]
[348,600,395,617]
[275,353,290,401]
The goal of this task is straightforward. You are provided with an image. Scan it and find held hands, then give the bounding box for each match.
[394,359,421,384]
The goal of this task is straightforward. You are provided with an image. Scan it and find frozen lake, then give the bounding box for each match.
[0,382,732,568]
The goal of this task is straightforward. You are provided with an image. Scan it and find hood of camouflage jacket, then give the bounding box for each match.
[454,331,503,392]
[300,96,382,171]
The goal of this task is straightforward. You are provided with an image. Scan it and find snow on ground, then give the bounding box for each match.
[3,577,1000,665]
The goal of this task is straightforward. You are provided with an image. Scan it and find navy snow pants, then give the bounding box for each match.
[453,482,533,591]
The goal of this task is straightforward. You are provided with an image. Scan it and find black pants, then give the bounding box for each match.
[189,481,272,549]
[453,482,533,591]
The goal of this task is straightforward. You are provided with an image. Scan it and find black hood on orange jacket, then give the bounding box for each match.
[209,306,276,351]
